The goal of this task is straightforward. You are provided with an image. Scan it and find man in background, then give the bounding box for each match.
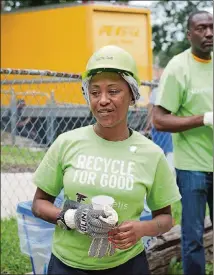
[153,11,213,275]
[16,99,41,145]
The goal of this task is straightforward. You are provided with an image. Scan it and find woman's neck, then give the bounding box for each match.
[93,123,130,141]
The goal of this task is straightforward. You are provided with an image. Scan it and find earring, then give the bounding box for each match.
[130,100,135,106]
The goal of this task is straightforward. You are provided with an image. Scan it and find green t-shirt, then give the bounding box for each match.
[33,125,181,270]
[156,48,213,172]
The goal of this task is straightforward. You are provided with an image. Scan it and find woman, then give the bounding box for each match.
[32,45,181,275]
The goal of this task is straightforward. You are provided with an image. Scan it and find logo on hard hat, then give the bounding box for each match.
[95,56,114,61]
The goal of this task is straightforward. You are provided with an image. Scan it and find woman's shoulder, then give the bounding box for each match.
[54,126,92,147]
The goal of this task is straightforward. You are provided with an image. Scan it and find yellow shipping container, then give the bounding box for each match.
[1,3,152,106]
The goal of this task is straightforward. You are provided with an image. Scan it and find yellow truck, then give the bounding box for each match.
[1,2,152,106]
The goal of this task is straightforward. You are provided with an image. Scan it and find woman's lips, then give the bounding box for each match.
[98,110,114,116]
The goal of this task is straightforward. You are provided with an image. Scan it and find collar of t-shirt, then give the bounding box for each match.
[192,53,212,63]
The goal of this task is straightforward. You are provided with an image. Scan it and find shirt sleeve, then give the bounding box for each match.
[33,135,64,197]
[147,153,181,211]
[155,58,185,114]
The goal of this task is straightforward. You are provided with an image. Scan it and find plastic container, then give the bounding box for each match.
[140,199,157,251]
[91,195,114,210]
[16,190,64,275]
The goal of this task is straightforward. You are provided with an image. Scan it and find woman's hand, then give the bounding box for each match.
[108,206,173,250]
[108,221,144,250]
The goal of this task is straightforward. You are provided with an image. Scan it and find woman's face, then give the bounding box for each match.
[88,72,133,128]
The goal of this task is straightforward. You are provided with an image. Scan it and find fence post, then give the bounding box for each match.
[46,90,55,146]
[10,90,17,146]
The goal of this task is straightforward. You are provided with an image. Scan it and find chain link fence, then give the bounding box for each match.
[0,68,162,217]
[1,68,173,274]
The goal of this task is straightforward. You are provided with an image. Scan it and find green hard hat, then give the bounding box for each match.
[82,45,140,85]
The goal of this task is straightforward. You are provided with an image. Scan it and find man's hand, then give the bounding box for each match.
[108,221,144,250]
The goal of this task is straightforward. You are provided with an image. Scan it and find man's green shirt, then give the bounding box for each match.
[156,48,213,172]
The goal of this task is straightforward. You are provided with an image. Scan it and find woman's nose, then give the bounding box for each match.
[99,92,110,105]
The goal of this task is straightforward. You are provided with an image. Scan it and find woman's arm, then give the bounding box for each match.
[32,187,61,224]
[108,205,173,250]
[141,205,173,237]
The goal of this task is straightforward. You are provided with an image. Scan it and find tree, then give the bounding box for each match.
[2,0,76,10]
[1,0,130,11]
[151,0,213,67]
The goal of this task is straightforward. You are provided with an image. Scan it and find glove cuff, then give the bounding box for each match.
[64,209,77,229]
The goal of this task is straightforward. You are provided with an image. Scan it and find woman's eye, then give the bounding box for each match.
[90,91,100,96]
[109,90,120,95]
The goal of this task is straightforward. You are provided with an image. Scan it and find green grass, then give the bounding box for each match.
[1,145,46,272]
[1,218,32,275]
[1,145,45,166]
[1,145,46,172]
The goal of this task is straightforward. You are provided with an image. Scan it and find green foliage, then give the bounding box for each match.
[168,257,213,275]
[151,1,213,67]
[2,0,129,10]
[4,0,77,9]
[155,39,190,67]
[171,201,182,225]
[168,257,183,275]
[206,263,214,275]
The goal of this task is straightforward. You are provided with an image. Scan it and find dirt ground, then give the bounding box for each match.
[1,164,37,173]
[1,130,39,147]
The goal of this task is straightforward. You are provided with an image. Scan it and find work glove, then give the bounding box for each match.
[63,199,81,211]
[88,236,116,258]
[87,205,118,258]
[64,204,118,258]
[203,112,213,127]
[64,204,118,236]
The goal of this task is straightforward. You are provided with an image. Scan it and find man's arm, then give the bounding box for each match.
[143,103,153,133]
[17,117,31,127]
[153,105,204,133]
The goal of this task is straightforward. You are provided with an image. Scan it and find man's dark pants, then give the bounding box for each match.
[176,169,213,275]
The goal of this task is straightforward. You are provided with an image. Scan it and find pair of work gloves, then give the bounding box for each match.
[62,199,118,258]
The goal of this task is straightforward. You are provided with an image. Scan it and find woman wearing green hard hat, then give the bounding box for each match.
[32,45,181,275]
